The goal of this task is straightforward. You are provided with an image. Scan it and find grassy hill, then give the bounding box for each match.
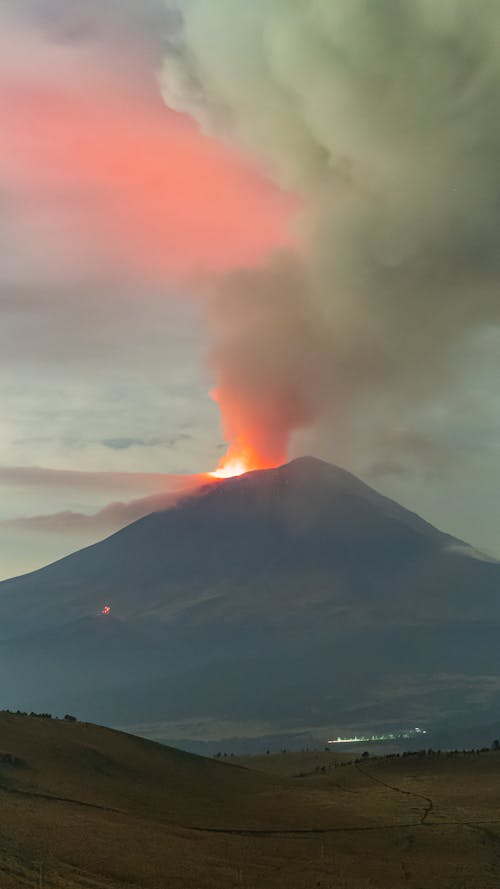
[0,712,499,887]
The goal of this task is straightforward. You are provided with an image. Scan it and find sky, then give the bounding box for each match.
[0,0,499,579]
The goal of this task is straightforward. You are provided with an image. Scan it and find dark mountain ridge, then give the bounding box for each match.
[0,457,498,740]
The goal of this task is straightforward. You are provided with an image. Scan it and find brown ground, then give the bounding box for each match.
[0,712,499,888]
[232,749,353,776]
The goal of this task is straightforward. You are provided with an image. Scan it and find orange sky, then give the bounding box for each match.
[0,25,302,490]
[0,34,297,284]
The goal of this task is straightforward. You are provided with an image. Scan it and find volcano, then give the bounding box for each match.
[0,457,498,744]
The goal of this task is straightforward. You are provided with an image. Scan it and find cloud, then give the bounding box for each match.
[101,433,191,451]
[0,465,188,493]
[205,252,333,467]
[161,0,500,464]
[2,0,177,50]
[0,12,295,291]
[0,474,211,536]
[0,0,295,565]
[2,0,500,576]
[363,430,455,480]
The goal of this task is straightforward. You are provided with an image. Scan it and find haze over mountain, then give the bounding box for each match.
[0,457,498,744]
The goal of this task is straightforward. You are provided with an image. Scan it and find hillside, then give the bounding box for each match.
[0,712,499,888]
[0,457,499,740]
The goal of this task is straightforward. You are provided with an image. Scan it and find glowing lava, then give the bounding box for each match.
[101,605,111,616]
[207,393,286,480]
[209,444,278,479]
[210,458,250,479]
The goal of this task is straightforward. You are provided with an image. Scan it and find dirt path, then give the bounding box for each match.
[3,772,500,842]
[354,763,434,823]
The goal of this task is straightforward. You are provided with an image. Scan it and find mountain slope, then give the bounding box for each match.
[0,457,498,736]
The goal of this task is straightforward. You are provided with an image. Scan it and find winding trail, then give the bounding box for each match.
[354,763,434,824]
[2,774,500,842]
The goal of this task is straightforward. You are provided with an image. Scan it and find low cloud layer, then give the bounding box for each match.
[0,474,209,537]
[0,466,181,493]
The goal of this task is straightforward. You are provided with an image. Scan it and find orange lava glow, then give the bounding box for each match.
[207,381,289,480]
[210,457,253,479]
[210,463,245,479]
[209,443,278,479]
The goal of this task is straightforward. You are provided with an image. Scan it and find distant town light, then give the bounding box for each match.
[101,605,111,616]
[328,727,427,744]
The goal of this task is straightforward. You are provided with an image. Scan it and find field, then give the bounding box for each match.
[0,712,499,888]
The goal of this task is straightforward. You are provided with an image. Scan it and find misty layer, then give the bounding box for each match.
[162,0,500,463]
[0,474,210,537]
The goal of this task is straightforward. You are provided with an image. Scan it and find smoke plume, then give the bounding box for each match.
[161,1,500,467]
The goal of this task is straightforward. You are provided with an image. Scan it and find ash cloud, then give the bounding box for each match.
[162,0,500,463]
[206,253,333,466]
[363,430,455,480]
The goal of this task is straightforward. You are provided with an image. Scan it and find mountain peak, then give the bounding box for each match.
[207,454,387,504]
[209,455,364,493]
[195,455,448,547]
[0,454,498,736]
[280,456,364,486]
[282,455,344,476]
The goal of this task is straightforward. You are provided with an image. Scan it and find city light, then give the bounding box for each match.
[328,727,426,744]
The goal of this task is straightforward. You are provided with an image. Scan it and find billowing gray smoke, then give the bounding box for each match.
[161,0,500,468]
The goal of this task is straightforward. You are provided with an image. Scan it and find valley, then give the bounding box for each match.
[0,712,499,888]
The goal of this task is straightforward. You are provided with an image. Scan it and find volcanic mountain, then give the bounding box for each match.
[0,457,498,743]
